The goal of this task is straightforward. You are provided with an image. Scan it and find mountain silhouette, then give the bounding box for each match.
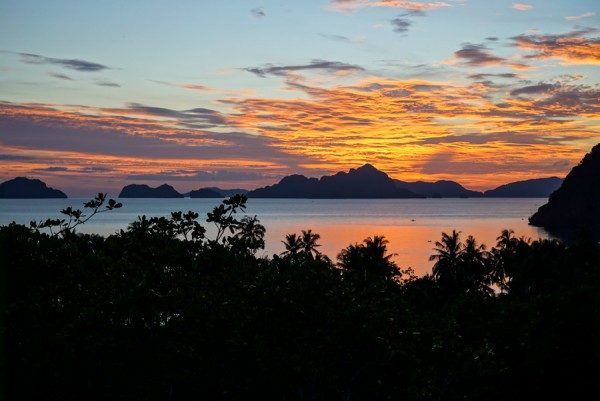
[119,184,183,198]
[0,177,67,198]
[187,187,248,198]
[395,179,483,198]
[484,177,563,198]
[529,144,600,238]
[189,188,222,198]
[247,164,421,198]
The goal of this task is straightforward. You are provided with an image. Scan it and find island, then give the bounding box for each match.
[247,164,422,198]
[0,177,67,198]
[189,188,222,198]
[188,187,248,198]
[118,183,184,198]
[395,179,483,198]
[529,143,600,238]
[484,177,563,198]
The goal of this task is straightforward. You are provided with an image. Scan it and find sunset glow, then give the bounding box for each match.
[1,0,598,195]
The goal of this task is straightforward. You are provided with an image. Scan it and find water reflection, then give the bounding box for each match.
[264,220,548,276]
[0,198,550,276]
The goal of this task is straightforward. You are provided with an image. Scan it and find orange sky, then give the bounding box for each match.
[1,1,599,196]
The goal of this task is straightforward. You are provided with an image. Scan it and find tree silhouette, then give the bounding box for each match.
[281,229,326,262]
[429,230,462,283]
[338,235,399,284]
[300,229,322,260]
[459,235,492,294]
[281,233,302,257]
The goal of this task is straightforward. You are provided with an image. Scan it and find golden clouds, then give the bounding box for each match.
[327,0,452,12]
[512,28,600,65]
[224,75,599,187]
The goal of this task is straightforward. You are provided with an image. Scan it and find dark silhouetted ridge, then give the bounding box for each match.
[529,143,600,238]
[119,183,183,198]
[484,177,563,198]
[248,164,421,198]
[189,188,222,198]
[0,177,67,198]
[395,179,483,198]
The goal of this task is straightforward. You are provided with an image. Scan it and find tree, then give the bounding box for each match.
[280,229,328,262]
[281,233,302,257]
[338,235,399,284]
[429,230,462,286]
[459,235,492,294]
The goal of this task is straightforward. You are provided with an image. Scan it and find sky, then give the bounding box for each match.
[0,0,599,196]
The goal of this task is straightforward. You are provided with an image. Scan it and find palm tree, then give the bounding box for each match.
[338,236,399,283]
[363,236,398,280]
[490,229,517,293]
[300,229,322,260]
[460,235,492,294]
[429,230,462,281]
[281,233,302,257]
[233,215,266,253]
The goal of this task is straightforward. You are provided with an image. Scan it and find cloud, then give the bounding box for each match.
[178,84,254,97]
[48,72,74,81]
[511,28,600,65]
[152,80,254,97]
[0,101,312,172]
[327,0,452,13]
[128,170,268,182]
[512,3,533,11]
[391,17,412,33]
[468,73,523,80]
[320,33,352,42]
[0,154,33,160]
[244,60,365,78]
[565,12,595,20]
[390,10,425,33]
[417,150,573,177]
[454,43,506,66]
[122,103,229,127]
[34,166,69,172]
[96,81,120,87]
[250,7,265,18]
[509,83,556,96]
[219,73,599,187]
[17,52,110,72]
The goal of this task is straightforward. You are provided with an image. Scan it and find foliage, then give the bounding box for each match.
[29,192,122,237]
[2,197,599,400]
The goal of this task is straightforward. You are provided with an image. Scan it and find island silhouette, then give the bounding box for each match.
[530,143,600,238]
[0,164,568,199]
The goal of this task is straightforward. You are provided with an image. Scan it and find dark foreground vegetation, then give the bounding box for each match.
[1,194,599,401]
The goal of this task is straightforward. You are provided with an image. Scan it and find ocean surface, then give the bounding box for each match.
[0,198,551,275]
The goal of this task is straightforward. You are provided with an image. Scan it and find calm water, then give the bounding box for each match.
[0,198,550,275]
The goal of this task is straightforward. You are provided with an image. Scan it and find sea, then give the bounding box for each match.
[0,198,551,276]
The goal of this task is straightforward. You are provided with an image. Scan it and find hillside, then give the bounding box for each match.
[529,144,600,238]
[247,164,421,198]
[119,184,184,198]
[0,177,67,198]
[484,177,563,198]
[395,179,482,198]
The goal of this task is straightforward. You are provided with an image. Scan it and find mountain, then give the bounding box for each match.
[247,164,421,198]
[394,179,483,198]
[529,144,600,238]
[189,188,222,198]
[0,177,67,198]
[119,184,183,198]
[484,177,563,198]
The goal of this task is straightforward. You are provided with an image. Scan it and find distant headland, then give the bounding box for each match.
[0,177,67,199]
[0,165,567,199]
[119,184,184,198]
[529,143,600,239]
